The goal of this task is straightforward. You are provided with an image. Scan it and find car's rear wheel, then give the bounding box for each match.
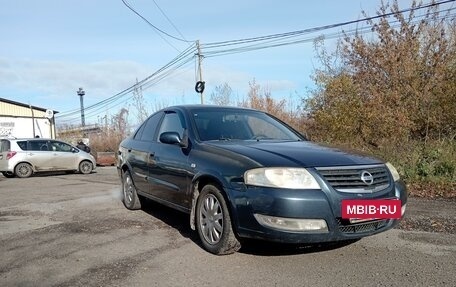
[2,171,15,178]
[196,184,241,255]
[122,170,142,210]
[79,161,93,174]
[15,163,33,178]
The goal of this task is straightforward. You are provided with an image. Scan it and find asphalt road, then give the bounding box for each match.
[0,167,455,287]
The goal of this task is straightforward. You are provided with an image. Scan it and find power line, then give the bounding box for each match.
[152,0,189,42]
[57,61,195,125]
[57,45,196,119]
[203,6,456,58]
[121,0,192,44]
[57,0,455,123]
[56,43,197,119]
[202,0,455,50]
[58,56,196,125]
[121,0,179,52]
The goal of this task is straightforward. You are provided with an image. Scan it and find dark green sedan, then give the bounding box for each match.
[117,105,407,255]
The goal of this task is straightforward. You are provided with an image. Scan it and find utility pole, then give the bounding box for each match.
[196,40,205,104]
[77,87,86,128]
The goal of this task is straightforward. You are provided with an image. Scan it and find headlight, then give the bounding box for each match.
[386,162,401,181]
[244,168,320,189]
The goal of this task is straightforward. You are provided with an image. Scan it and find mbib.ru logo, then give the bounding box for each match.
[341,199,402,219]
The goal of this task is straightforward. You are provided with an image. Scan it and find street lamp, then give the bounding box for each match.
[77,87,85,127]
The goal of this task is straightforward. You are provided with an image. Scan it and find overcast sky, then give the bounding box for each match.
[0,0,428,125]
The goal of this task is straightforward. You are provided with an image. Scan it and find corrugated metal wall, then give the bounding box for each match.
[0,101,46,118]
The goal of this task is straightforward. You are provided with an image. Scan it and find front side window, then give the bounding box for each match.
[50,141,73,152]
[158,112,184,141]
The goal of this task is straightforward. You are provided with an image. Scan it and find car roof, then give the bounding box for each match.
[9,138,54,141]
[163,105,262,113]
[2,138,67,142]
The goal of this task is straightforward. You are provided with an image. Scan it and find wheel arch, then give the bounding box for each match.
[14,161,36,172]
[189,172,239,233]
[78,159,93,165]
[119,161,133,176]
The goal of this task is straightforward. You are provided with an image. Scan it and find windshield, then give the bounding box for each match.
[192,109,302,141]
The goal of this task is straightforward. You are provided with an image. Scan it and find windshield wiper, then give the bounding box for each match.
[218,137,231,141]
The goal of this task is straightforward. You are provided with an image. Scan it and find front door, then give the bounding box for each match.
[150,110,191,210]
[48,141,78,170]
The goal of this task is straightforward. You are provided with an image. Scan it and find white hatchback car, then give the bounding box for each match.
[0,138,96,178]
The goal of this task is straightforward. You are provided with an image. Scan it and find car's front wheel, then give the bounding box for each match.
[15,163,33,178]
[196,184,241,255]
[79,161,93,174]
[122,170,142,210]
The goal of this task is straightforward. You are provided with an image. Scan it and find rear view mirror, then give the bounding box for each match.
[160,132,188,148]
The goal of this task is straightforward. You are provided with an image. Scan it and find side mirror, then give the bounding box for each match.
[160,132,188,148]
[72,147,79,153]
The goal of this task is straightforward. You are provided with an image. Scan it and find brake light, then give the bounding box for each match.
[6,151,16,160]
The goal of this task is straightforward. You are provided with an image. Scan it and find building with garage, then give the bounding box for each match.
[0,97,57,139]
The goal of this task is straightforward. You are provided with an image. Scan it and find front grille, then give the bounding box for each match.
[336,218,388,234]
[316,164,390,193]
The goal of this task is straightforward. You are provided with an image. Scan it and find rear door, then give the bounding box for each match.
[26,140,54,171]
[126,112,163,194]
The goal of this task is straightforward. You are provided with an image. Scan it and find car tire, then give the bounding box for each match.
[15,163,33,178]
[79,161,93,174]
[2,171,16,178]
[122,170,142,210]
[196,184,241,255]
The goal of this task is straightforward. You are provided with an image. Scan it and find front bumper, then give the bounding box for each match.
[226,180,407,244]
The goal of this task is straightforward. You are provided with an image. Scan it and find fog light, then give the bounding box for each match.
[401,204,406,216]
[254,214,328,233]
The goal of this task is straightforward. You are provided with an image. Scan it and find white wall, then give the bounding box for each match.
[0,117,52,138]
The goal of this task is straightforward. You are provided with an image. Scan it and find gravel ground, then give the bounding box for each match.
[397,197,456,234]
[0,168,455,287]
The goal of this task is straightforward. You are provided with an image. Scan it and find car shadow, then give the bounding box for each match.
[27,171,73,177]
[139,198,360,256]
[28,171,94,177]
[239,238,360,256]
[139,198,199,242]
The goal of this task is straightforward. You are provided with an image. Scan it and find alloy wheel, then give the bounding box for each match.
[199,194,224,245]
[123,174,133,205]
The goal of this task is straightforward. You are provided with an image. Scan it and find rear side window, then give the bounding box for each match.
[0,140,11,152]
[133,122,146,140]
[28,140,50,151]
[17,141,27,150]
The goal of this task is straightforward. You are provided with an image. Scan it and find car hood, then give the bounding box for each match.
[204,140,382,168]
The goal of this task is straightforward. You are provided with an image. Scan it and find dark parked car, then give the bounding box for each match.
[117,105,407,255]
